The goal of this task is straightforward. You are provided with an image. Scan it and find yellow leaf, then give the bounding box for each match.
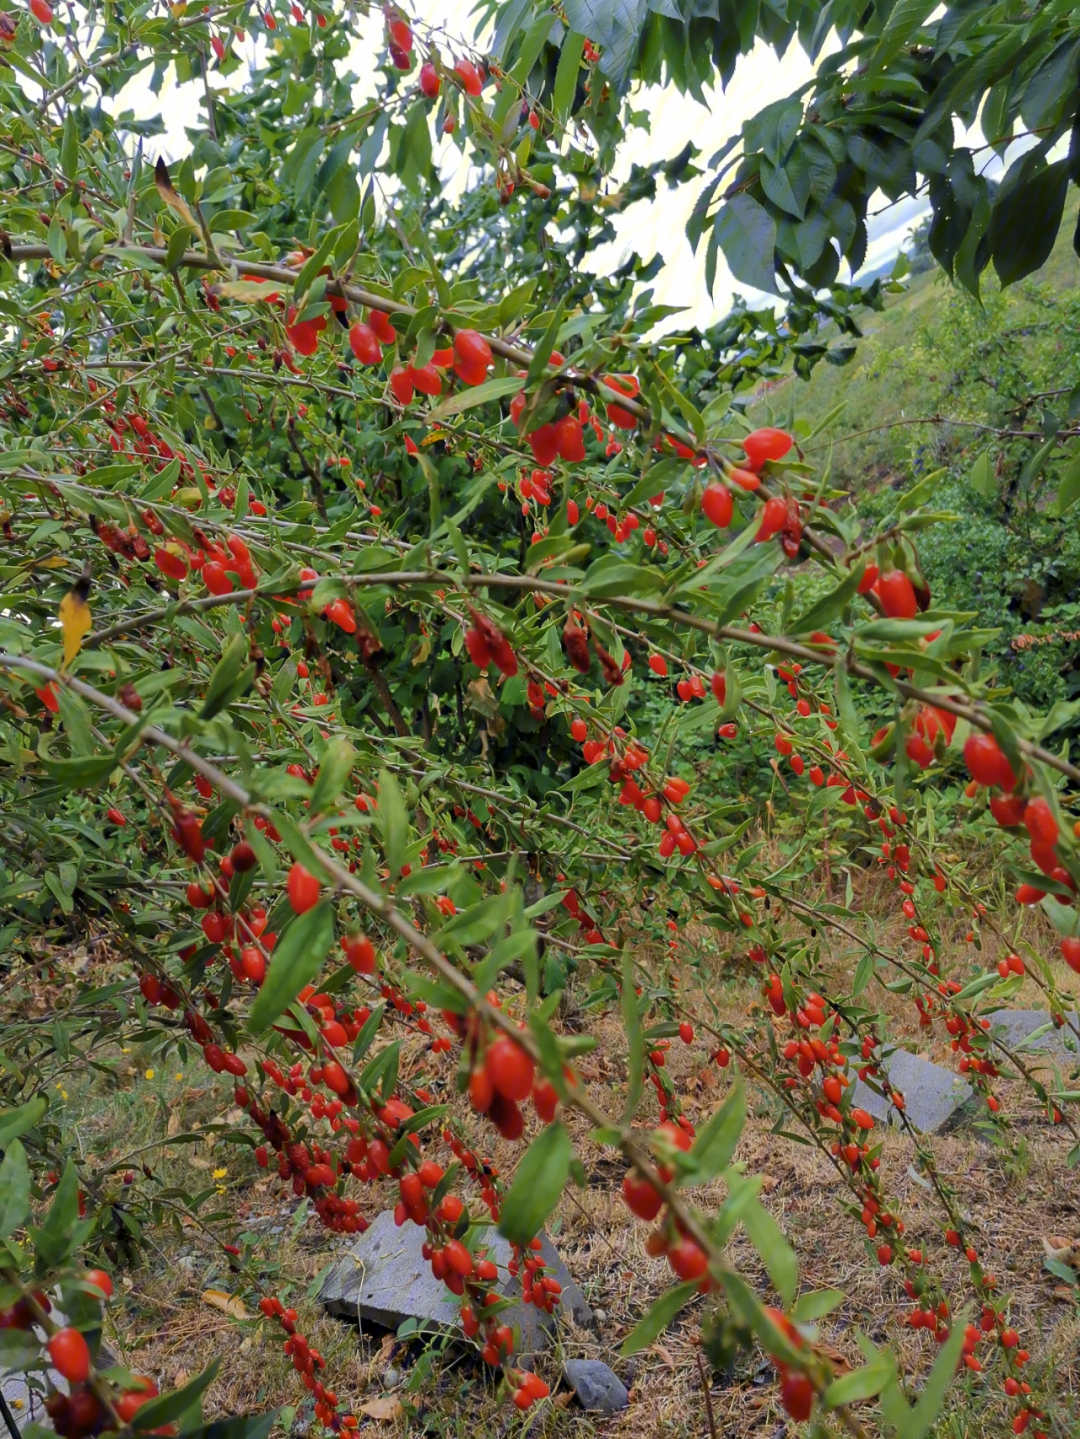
[200,1289,249,1320]
[59,579,92,668]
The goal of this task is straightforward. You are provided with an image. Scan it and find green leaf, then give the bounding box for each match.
[0,1097,47,1149]
[620,1281,698,1355]
[969,449,996,499]
[621,949,645,1124]
[790,566,864,635]
[60,109,79,177]
[247,902,335,1033]
[824,1350,896,1407]
[894,467,947,514]
[713,193,778,296]
[40,754,117,790]
[989,157,1070,287]
[552,32,585,120]
[309,738,355,817]
[793,1288,845,1322]
[33,1159,82,1268]
[497,1121,572,1245]
[852,952,874,997]
[0,1140,31,1240]
[427,375,524,421]
[864,0,937,76]
[526,301,566,387]
[685,1081,745,1183]
[133,1361,221,1430]
[879,1309,966,1437]
[200,633,252,719]
[293,227,340,304]
[1057,447,1080,512]
[738,1181,797,1305]
[377,769,408,877]
[166,224,195,272]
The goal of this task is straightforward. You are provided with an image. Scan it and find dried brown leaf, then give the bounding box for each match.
[358,1397,402,1421]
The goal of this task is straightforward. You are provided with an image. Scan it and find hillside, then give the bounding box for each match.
[749,201,1080,486]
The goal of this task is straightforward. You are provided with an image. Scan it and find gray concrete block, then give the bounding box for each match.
[851,1048,972,1134]
[562,1359,629,1413]
[986,1010,1080,1058]
[319,1210,591,1359]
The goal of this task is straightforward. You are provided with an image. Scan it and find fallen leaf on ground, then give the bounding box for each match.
[201,1289,249,1319]
[817,1341,852,1375]
[651,1344,676,1367]
[376,1333,397,1365]
[358,1397,402,1421]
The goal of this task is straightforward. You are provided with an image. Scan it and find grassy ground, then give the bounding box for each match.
[748,202,1080,487]
[29,877,1080,1439]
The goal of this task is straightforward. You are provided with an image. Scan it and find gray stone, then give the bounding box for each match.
[851,1049,972,1134]
[562,1359,629,1414]
[2,1369,47,1435]
[319,1210,591,1359]
[986,1011,1080,1059]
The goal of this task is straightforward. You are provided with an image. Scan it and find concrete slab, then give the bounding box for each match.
[985,1011,1080,1059]
[319,1210,591,1359]
[851,1049,972,1134]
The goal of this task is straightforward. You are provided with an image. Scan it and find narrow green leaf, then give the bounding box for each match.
[247,902,335,1032]
[377,768,408,877]
[0,1141,31,1240]
[620,1281,697,1355]
[621,949,644,1124]
[1057,448,1080,512]
[790,566,864,635]
[427,375,524,421]
[309,738,355,817]
[201,633,250,719]
[686,1081,745,1183]
[738,1179,798,1304]
[0,1097,47,1149]
[133,1361,221,1430]
[552,32,584,120]
[497,1121,572,1244]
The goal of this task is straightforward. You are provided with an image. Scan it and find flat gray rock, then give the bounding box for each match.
[851,1049,972,1134]
[986,1010,1080,1059]
[563,1359,628,1414]
[2,1369,48,1433]
[320,1210,591,1358]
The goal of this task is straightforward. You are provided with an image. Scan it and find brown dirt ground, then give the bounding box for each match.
[55,893,1080,1439]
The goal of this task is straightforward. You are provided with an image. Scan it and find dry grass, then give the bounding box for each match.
[46,882,1080,1439]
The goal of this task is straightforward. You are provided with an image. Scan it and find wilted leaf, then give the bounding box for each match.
[358,1397,402,1421]
[201,1289,249,1319]
[155,157,198,229]
[59,578,92,668]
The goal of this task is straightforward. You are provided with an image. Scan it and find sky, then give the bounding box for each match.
[96,0,939,329]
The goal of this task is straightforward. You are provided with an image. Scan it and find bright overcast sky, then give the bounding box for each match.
[99,1,936,328]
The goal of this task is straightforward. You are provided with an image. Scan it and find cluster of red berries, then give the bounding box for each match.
[258,1295,355,1429]
[463,605,518,676]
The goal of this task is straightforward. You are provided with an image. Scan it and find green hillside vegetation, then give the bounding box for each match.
[750,203,1080,726]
